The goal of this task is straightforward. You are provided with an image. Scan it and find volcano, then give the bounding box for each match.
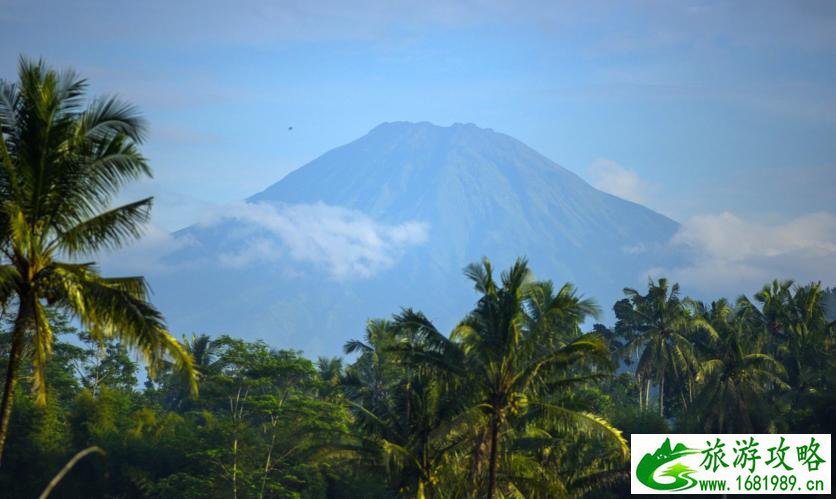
[151,122,680,355]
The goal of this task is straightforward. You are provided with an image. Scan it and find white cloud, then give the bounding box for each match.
[587,159,654,204]
[198,202,429,278]
[98,201,429,279]
[653,211,836,295]
[97,223,196,275]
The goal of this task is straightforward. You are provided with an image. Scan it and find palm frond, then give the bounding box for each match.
[532,403,629,459]
[52,197,152,256]
[52,263,196,393]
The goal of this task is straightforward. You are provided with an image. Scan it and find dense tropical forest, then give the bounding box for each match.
[0,59,833,498]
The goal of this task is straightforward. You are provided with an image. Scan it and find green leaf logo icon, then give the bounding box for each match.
[636,438,701,491]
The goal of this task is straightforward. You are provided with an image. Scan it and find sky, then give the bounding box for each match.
[2,0,835,295]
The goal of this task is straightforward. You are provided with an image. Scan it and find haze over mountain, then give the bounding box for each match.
[152,122,681,355]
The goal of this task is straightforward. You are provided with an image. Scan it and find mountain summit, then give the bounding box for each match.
[155,122,680,355]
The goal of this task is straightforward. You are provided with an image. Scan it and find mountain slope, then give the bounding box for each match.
[152,122,680,355]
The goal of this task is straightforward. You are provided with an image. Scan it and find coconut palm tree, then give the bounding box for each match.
[402,258,627,498]
[737,279,795,353]
[343,319,401,417]
[738,281,835,425]
[343,317,471,498]
[160,334,219,410]
[688,300,787,432]
[785,283,835,385]
[315,356,343,400]
[185,333,220,373]
[622,278,714,417]
[0,57,196,462]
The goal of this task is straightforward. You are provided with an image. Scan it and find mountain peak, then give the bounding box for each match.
[168,123,684,354]
[370,121,488,132]
[249,120,570,212]
[366,121,501,144]
[249,118,676,243]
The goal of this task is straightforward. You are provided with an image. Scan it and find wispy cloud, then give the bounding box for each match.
[650,211,836,296]
[97,223,196,275]
[99,201,429,279]
[198,202,429,278]
[587,158,656,205]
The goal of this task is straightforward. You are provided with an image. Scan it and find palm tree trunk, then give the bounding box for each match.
[486,413,500,499]
[637,375,643,411]
[416,479,426,499]
[229,387,245,499]
[0,294,33,465]
[658,374,665,418]
[259,416,279,499]
[232,437,238,499]
[688,377,693,404]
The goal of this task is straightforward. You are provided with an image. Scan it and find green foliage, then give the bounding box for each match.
[0,57,196,467]
[618,278,717,418]
[341,258,629,498]
[0,58,830,498]
[0,268,832,498]
[0,316,367,498]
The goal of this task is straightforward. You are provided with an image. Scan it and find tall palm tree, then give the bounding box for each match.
[343,317,471,498]
[184,333,220,373]
[737,279,795,353]
[623,278,714,417]
[688,300,787,432]
[738,281,835,423]
[161,334,219,410]
[316,356,343,400]
[404,258,627,498]
[343,319,400,418]
[0,57,196,462]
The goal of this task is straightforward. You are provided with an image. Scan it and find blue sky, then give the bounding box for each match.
[2,0,835,293]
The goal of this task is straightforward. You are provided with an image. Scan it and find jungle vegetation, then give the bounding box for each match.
[0,59,833,498]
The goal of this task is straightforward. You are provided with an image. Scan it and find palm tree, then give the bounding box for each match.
[737,279,794,353]
[404,258,627,498]
[688,300,787,432]
[785,283,835,387]
[622,278,714,417]
[343,319,400,419]
[161,334,219,410]
[738,281,835,425]
[496,424,629,498]
[315,356,343,400]
[185,333,220,373]
[0,57,196,462]
[343,317,471,498]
